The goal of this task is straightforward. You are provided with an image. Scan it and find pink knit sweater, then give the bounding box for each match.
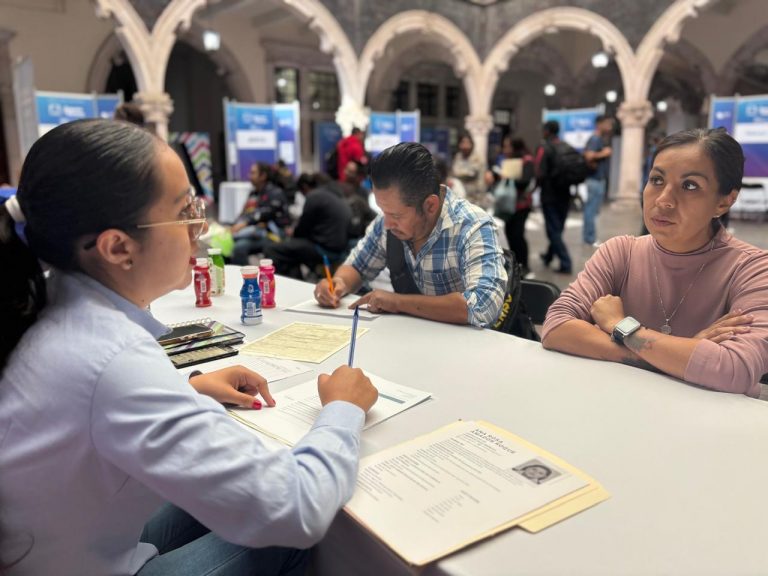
[542,227,768,397]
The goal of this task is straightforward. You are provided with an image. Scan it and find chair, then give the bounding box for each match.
[520,279,561,325]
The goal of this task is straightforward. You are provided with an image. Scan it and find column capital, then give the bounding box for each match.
[617,100,654,129]
[463,114,494,135]
[133,91,173,140]
[335,99,369,137]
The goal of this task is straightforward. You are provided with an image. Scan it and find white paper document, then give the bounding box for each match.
[344,421,589,566]
[180,355,312,383]
[229,373,431,446]
[284,296,378,320]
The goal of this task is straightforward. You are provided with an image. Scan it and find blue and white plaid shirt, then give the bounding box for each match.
[346,189,507,327]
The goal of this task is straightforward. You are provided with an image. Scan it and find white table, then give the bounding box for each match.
[152,268,768,576]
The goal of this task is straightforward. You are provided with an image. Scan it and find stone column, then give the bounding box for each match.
[464,114,494,165]
[133,91,174,141]
[616,100,654,204]
[335,98,369,137]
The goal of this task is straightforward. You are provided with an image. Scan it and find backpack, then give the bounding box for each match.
[552,141,590,186]
[491,252,539,341]
[324,146,339,179]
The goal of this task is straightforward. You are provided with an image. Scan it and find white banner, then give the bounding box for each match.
[236,130,276,150]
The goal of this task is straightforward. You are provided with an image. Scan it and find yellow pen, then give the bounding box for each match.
[322,254,335,296]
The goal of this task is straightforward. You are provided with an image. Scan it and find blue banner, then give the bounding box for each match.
[709,97,736,135]
[314,121,342,172]
[543,107,601,151]
[734,96,768,178]
[421,127,451,160]
[223,100,302,181]
[274,102,301,176]
[36,92,95,136]
[398,111,419,143]
[367,110,421,156]
[95,94,122,119]
[35,91,123,137]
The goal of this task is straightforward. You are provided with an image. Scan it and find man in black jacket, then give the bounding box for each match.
[265,173,352,278]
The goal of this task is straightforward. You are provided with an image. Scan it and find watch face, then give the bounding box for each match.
[616,317,640,334]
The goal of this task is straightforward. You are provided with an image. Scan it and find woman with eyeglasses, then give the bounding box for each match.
[0,119,378,575]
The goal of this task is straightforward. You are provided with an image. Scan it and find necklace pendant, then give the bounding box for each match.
[661,324,672,335]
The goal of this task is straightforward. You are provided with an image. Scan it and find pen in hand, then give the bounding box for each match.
[322,254,335,297]
[348,306,359,367]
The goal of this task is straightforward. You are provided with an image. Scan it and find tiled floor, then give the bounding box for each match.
[522,201,768,291]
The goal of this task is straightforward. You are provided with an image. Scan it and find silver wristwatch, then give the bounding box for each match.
[611,316,642,344]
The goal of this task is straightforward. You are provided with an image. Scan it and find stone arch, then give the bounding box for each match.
[718,23,768,96]
[482,7,636,116]
[633,0,713,102]
[174,22,255,103]
[86,33,125,94]
[359,11,484,118]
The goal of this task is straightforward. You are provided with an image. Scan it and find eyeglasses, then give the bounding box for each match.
[83,194,207,250]
[135,196,207,240]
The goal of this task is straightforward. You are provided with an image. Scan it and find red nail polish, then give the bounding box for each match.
[252,399,262,410]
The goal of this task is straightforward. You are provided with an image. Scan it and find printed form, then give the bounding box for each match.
[240,322,369,363]
[229,373,431,446]
[344,420,594,566]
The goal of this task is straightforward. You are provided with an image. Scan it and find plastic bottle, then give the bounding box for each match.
[207,247,226,296]
[193,258,212,307]
[259,258,276,308]
[240,266,263,325]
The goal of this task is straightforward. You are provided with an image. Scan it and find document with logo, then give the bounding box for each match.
[229,372,431,446]
[344,420,608,567]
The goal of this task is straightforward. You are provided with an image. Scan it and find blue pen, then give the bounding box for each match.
[348,306,360,366]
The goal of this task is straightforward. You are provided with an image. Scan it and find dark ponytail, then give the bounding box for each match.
[0,119,161,373]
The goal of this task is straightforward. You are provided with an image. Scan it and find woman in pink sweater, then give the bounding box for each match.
[542,128,768,397]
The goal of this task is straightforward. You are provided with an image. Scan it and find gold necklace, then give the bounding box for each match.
[650,237,716,335]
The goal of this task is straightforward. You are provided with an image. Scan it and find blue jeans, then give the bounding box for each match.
[137,503,309,576]
[541,201,571,272]
[583,178,606,244]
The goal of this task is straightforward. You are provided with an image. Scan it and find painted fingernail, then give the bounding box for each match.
[252,399,262,410]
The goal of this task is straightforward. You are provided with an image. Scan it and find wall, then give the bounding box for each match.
[0,0,113,92]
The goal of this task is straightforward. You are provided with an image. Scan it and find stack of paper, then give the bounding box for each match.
[344,420,609,567]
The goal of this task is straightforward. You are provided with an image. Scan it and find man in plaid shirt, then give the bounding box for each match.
[314,142,507,327]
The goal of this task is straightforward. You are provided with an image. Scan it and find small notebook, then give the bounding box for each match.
[161,318,245,356]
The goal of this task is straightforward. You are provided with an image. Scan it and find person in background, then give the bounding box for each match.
[314,142,507,328]
[337,127,367,182]
[113,102,146,125]
[582,115,615,247]
[339,162,376,240]
[535,120,573,274]
[0,119,378,574]
[450,131,486,207]
[488,136,535,277]
[230,162,289,265]
[264,172,352,279]
[542,128,768,397]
